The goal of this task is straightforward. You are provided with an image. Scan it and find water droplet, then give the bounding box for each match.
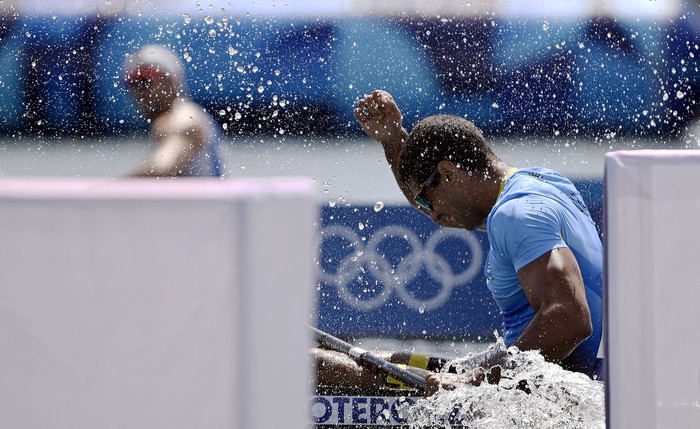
[208,29,217,38]
[204,15,215,25]
[257,85,265,93]
[373,201,384,212]
[358,222,365,230]
[234,112,242,120]
[183,13,191,24]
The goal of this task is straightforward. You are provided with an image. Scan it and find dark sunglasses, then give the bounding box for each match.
[413,168,440,212]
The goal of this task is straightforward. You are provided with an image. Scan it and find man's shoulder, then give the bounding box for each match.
[172,100,212,124]
[489,198,535,235]
[499,168,578,209]
[493,183,554,217]
[489,188,563,237]
[152,103,215,144]
[150,101,217,145]
[153,100,212,132]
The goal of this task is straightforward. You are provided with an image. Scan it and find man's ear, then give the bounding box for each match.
[437,160,459,182]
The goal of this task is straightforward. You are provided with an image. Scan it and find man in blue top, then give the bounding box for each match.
[315,90,603,395]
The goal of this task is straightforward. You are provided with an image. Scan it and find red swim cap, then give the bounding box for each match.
[123,45,184,87]
[125,65,166,84]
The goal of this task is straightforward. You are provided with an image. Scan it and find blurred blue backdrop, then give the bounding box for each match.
[0,13,698,137]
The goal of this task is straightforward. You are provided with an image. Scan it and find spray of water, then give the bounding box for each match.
[407,338,605,428]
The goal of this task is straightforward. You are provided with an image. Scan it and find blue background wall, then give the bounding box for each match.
[0,15,698,137]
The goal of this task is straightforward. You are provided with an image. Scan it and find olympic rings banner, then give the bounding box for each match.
[315,180,603,339]
[316,204,497,339]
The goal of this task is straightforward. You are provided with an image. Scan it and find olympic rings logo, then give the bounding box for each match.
[318,224,484,312]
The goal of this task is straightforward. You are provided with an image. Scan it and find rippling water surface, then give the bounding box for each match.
[407,339,605,429]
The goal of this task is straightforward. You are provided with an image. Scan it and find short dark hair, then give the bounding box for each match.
[398,115,496,185]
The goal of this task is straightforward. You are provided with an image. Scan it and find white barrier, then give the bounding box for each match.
[0,178,316,429]
[605,150,700,428]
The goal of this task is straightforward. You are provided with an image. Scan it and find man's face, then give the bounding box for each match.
[125,67,176,119]
[408,170,487,231]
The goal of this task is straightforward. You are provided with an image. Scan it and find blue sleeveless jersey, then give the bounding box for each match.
[186,113,223,177]
[485,167,603,377]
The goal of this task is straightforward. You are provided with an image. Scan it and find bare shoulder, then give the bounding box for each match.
[168,99,212,130]
[151,99,215,144]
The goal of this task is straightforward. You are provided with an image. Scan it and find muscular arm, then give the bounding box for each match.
[514,247,593,363]
[313,348,387,389]
[354,90,414,204]
[314,348,434,391]
[425,247,592,396]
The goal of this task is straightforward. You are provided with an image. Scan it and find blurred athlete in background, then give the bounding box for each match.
[124,44,223,177]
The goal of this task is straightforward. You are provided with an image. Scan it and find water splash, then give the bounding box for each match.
[407,339,605,428]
